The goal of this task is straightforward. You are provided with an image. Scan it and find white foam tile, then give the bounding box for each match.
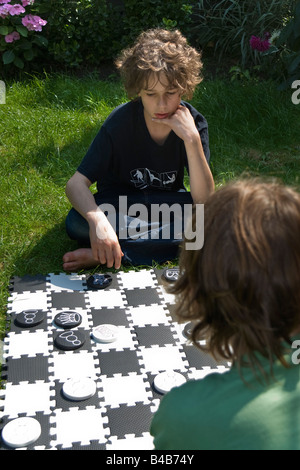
[4,331,51,358]
[139,345,188,373]
[87,290,127,309]
[101,373,152,408]
[117,270,157,289]
[8,291,49,314]
[50,408,108,448]
[126,304,170,326]
[49,351,99,382]
[2,382,53,418]
[47,273,86,292]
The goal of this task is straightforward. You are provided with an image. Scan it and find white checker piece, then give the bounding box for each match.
[117,269,157,289]
[154,371,186,394]
[92,324,119,343]
[87,289,127,309]
[62,377,97,401]
[1,382,54,419]
[101,373,152,408]
[47,273,86,292]
[91,326,137,352]
[50,408,109,448]
[2,417,42,449]
[3,330,51,358]
[7,291,49,314]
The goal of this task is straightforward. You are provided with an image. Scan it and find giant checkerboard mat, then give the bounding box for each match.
[0,268,230,450]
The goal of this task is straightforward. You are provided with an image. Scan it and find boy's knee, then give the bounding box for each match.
[65,209,90,244]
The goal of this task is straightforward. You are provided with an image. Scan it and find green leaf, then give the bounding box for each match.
[23,48,34,61]
[19,40,32,50]
[13,56,24,68]
[33,35,48,47]
[277,21,294,46]
[288,53,300,74]
[295,1,300,18]
[0,26,9,36]
[16,25,28,38]
[3,50,15,65]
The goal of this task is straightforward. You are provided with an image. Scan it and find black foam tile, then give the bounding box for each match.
[50,292,88,309]
[134,325,176,347]
[182,343,228,369]
[90,307,129,327]
[9,275,47,294]
[125,288,162,307]
[106,403,154,437]
[97,349,141,376]
[3,355,50,384]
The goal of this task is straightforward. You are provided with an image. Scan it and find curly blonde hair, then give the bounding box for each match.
[115,28,203,99]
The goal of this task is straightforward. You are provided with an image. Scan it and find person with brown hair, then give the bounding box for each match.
[62,28,214,271]
[151,178,300,450]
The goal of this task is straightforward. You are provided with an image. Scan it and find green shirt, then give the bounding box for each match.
[150,339,300,450]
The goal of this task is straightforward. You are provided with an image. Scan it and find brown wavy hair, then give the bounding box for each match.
[171,179,300,380]
[115,28,203,99]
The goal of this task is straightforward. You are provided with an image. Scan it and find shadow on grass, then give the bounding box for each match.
[12,221,78,277]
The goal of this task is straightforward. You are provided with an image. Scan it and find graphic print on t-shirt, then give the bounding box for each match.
[130,168,177,190]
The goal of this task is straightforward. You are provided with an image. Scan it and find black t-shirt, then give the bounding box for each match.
[77,99,210,195]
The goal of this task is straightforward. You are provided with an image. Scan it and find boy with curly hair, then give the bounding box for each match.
[63,28,214,271]
[151,178,300,450]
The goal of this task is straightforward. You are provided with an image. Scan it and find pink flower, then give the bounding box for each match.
[250,33,271,52]
[21,0,34,6]
[22,14,47,32]
[6,3,25,15]
[0,0,11,4]
[0,4,9,17]
[5,31,20,43]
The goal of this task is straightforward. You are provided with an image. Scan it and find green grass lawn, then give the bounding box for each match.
[0,72,300,336]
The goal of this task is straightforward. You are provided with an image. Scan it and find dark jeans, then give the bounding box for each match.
[65,189,193,265]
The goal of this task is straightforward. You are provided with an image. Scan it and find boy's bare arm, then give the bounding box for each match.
[65,171,123,268]
[152,106,214,203]
[183,130,214,204]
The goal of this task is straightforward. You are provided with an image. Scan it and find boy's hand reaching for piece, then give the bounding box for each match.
[88,211,124,269]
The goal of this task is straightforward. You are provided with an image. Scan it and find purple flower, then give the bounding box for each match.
[21,0,34,6]
[22,14,47,31]
[5,31,20,43]
[5,3,25,15]
[0,0,11,4]
[250,33,271,52]
[0,3,9,17]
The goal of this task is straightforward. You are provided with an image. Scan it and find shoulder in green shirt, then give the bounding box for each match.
[150,338,300,450]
